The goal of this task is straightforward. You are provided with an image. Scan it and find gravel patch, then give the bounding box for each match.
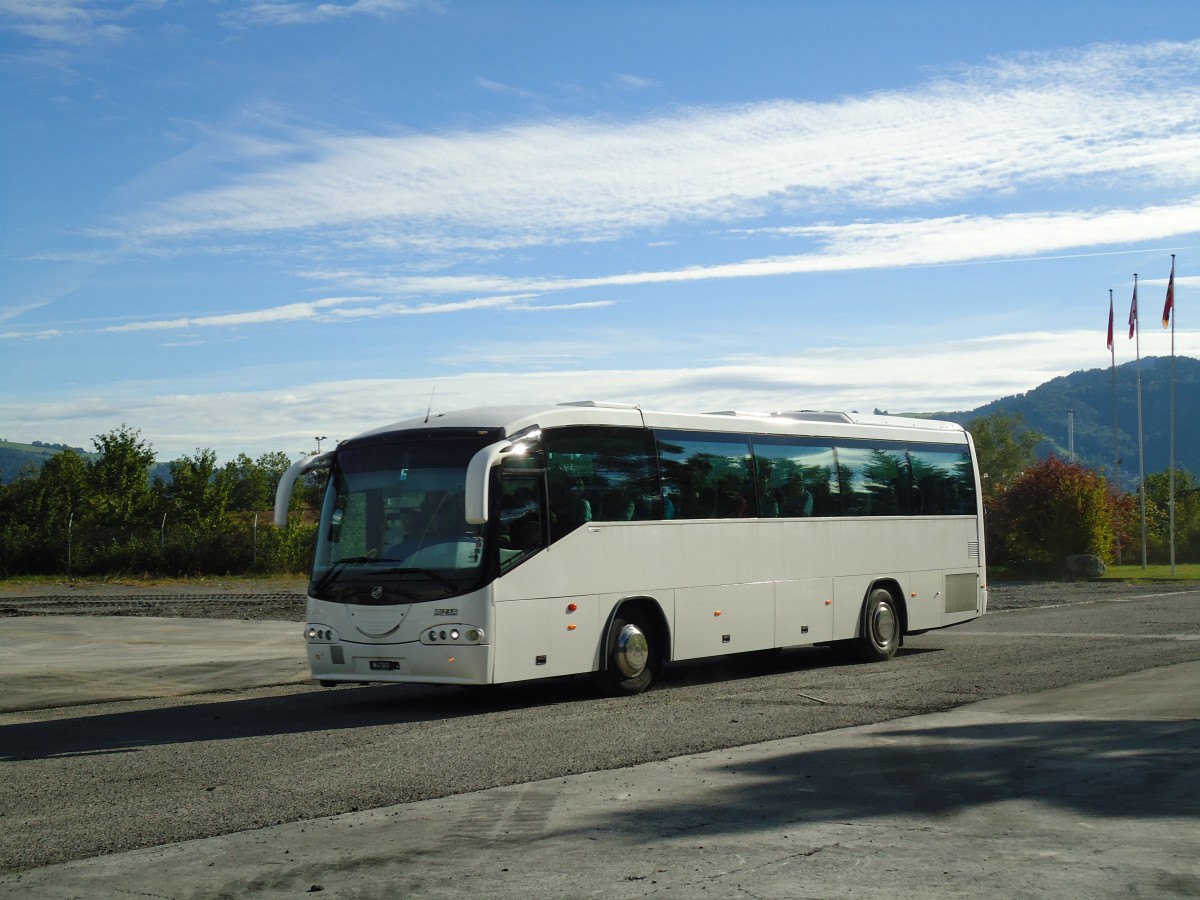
[1,578,1196,622]
[0,579,307,621]
[985,579,1200,610]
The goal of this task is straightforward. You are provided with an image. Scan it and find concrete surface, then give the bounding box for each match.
[0,614,1197,898]
[0,616,307,713]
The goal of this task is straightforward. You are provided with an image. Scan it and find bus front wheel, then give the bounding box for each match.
[600,611,659,695]
[853,588,901,662]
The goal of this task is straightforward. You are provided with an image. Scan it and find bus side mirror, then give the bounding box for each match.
[465,440,511,524]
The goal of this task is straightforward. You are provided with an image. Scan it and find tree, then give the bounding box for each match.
[220,451,295,511]
[1144,468,1200,564]
[987,456,1127,567]
[163,448,231,528]
[968,411,1043,501]
[31,449,89,528]
[87,425,155,526]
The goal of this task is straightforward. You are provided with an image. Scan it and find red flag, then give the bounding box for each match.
[1107,296,1114,350]
[1163,258,1175,328]
[1128,281,1138,339]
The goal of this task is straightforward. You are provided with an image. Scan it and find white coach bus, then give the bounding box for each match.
[275,401,986,694]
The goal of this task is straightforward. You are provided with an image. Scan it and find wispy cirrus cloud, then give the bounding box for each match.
[80,293,611,336]
[15,194,1189,343]
[98,295,370,333]
[0,0,153,43]
[304,198,1200,300]
[121,41,1200,258]
[1,0,428,43]
[223,0,424,27]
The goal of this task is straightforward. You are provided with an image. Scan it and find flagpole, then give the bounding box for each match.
[1132,273,1148,569]
[1166,254,1177,576]
[1108,288,1121,564]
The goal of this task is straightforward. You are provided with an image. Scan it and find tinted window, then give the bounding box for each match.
[657,431,753,519]
[908,444,977,514]
[749,439,840,517]
[543,426,661,540]
[835,444,912,516]
[497,473,546,570]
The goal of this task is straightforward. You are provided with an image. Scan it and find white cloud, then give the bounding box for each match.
[311,199,1200,300]
[0,0,427,43]
[474,78,537,98]
[225,0,422,27]
[8,327,1194,460]
[13,195,1189,341]
[99,295,369,332]
[123,41,1200,255]
[613,74,656,90]
[0,0,140,42]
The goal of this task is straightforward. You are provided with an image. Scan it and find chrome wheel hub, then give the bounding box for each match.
[871,603,897,647]
[615,624,650,678]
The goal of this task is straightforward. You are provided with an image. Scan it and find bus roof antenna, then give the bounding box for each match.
[424,386,436,423]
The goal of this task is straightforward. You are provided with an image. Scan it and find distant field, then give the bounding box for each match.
[0,440,62,454]
[0,441,97,483]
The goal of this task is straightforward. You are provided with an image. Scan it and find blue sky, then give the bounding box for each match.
[2,1,1198,461]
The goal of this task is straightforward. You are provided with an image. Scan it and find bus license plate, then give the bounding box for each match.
[370,660,400,671]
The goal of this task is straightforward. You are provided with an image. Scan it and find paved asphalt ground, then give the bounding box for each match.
[0,581,1198,899]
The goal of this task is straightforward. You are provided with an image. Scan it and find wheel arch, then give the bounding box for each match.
[600,595,671,670]
[863,579,908,645]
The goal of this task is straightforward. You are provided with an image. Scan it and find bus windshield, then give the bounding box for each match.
[311,438,489,604]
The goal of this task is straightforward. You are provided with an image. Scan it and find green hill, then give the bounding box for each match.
[929,355,1199,488]
[0,440,91,483]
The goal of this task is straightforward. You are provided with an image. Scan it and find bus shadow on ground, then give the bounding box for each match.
[562,716,1200,836]
[0,646,861,761]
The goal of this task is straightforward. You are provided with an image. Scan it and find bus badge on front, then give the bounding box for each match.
[371,586,384,600]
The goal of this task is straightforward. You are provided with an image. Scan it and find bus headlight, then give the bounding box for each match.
[305,624,338,643]
[422,625,485,645]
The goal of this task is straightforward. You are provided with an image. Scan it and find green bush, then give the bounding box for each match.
[987,456,1127,567]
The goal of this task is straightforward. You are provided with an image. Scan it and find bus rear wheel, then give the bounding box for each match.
[600,611,659,695]
[853,588,901,662]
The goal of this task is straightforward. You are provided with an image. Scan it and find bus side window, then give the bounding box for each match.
[656,431,753,519]
[908,445,977,515]
[747,439,838,517]
[836,445,910,516]
[543,425,661,533]
[498,474,546,570]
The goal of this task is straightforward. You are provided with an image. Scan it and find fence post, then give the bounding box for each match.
[253,512,259,570]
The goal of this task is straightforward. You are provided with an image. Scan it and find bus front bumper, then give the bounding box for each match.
[308,641,491,686]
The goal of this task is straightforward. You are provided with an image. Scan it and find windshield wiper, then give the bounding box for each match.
[378,567,459,593]
[312,556,383,593]
[313,560,459,596]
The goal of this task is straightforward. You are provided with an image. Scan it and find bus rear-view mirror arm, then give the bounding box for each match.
[274,452,333,527]
[465,439,516,525]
